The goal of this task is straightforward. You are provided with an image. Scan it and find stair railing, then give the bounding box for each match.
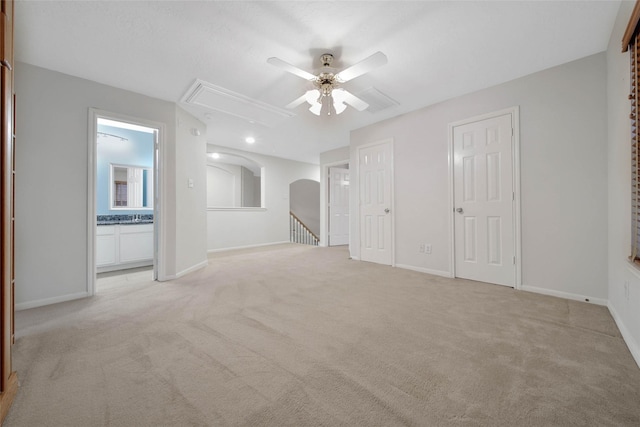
[289,211,319,246]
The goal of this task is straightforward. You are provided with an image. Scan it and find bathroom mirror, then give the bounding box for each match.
[110,164,153,209]
[207,153,263,208]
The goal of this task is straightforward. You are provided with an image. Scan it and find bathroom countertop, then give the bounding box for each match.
[97,214,154,226]
[97,220,154,226]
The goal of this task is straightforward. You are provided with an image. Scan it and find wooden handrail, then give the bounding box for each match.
[623,0,640,52]
[289,211,319,241]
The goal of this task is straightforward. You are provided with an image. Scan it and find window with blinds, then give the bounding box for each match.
[114,181,128,207]
[624,1,640,263]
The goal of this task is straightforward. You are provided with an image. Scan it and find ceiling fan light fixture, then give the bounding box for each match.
[269,51,385,117]
[333,99,347,115]
[331,89,347,115]
[305,89,321,105]
[309,102,322,116]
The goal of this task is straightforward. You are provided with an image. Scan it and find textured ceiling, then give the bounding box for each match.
[15,1,620,164]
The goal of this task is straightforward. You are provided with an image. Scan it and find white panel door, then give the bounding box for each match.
[359,141,393,265]
[329,167,350,246]
[453,113,515,286]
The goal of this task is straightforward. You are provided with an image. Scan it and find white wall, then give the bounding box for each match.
[174,107,208,277]
[351,52,608,302]
[14,63,206,308]
[607,0,640,367]
[319,146,350,247]
[206,163,241,207]
[207,145,319,251]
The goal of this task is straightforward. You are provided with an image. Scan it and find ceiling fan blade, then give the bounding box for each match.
[267,57,317,81]
[285,94,308,109]
[335,51,387,82]
[338,89,369,111]
[285,90,320,109]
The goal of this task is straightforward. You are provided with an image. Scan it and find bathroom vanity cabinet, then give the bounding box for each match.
[97,223,153,272]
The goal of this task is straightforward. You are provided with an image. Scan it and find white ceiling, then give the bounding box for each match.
[15,1,621,164]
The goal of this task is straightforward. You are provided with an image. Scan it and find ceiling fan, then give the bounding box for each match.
[267,51,387,116]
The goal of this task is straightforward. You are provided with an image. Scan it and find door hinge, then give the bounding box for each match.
[512,192,515,201]
[513,256,516,265]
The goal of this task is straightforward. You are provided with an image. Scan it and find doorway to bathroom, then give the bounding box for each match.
[88,109,163,295]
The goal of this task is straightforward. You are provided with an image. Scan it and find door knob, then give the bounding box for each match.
[456,208,463,214]
[384,208,390,213]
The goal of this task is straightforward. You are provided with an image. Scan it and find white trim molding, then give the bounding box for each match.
[608,302,640,369]
[521,285,608,306]
[16,292,90,311]
[207,241,291,254]
[395,264,454,278]
[206,207,267,212]
[162,260,209,281]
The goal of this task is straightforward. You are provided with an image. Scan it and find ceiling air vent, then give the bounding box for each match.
[181,79,295,128]
[355,87,399,113]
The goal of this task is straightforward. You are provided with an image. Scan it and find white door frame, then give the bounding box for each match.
[322,159,350,247]
[447,106,522,289]
[87,108,166,296]
[356,138,395,266]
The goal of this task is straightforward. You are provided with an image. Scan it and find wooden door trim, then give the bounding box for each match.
[0,371,16,422]
[0,0,17,422]
[447,106,522,289]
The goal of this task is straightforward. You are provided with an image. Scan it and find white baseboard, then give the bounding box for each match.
[608,302,640,369]
[395,264,453,278]
[16,291,90,311]
[97,260,153,273]
[207,241,290,254]
[162,259,209,281]
[520,285,607,306]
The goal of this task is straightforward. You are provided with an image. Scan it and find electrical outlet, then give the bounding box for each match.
[425,244,432,254]
[418,244,425,253]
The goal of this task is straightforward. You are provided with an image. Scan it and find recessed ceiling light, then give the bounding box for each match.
[210,153,220,159]
[245,137,256,144]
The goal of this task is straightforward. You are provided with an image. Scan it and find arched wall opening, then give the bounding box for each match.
[290,179,320,237]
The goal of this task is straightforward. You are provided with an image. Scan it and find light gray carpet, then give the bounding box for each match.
[6,244,640,426]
